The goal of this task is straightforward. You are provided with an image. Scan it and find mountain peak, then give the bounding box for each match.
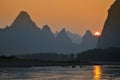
[11,11,33,27]
[56,28,72,43]
[10,11,40,30]
[19,11,30,17]
[55,28,66,36]
[41,25,54,39]
[20,11,29,15]
[42,25,51,32]
[61,28,66,32]
[84,30,92,37]
[81,30,98,50]
[82,30,94,41]
[16,11,31,21]
[58,28,66,35]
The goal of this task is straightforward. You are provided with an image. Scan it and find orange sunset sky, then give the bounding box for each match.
[0,0,115,35]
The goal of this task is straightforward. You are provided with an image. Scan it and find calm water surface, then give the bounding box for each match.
[0,65,120,80]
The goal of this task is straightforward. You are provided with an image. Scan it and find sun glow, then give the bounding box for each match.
[94,32,100,36]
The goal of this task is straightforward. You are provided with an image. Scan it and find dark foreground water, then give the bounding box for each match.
[0,65,120,80]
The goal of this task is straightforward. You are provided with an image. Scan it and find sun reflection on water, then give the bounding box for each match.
[93,65,102,80]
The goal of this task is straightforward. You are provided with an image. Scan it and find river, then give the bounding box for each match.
[0,65,120,80]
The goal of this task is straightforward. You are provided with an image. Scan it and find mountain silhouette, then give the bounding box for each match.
[0,11,82,54]
[66,31,81,44]
[81,30,98,51]
[55,28,75,53]
[42,25,55,41]
[97,0,120,48]
[11,11,40,31]
[56,28,72,44]
[0,11,43,54]
[0,11,99,55]
[41,25,56,51]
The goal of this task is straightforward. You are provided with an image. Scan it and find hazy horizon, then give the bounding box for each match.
[0,0,114,35]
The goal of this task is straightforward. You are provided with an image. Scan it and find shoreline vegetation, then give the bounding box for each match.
[0,47,120,67]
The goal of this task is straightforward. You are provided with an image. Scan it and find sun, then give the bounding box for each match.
[94,32,100,36]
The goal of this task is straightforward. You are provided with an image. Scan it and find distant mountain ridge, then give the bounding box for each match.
[66,31,81,44]
[0,11,80,54]
[81,30,98,51]
[0,11,97,55]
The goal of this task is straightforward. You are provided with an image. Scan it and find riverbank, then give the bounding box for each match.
[0,60,120,67]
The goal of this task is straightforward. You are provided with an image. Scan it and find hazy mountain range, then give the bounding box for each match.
[54,30,82,44]
[81,30,98,51]
[0,11,98,55]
